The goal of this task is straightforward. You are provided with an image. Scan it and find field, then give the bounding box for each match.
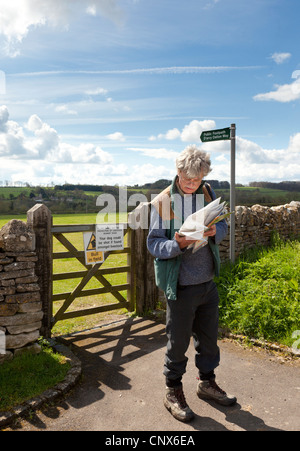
[214,186,300,206]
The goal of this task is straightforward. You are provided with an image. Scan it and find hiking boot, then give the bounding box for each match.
[164,386,195,422]
[197,379,237,406]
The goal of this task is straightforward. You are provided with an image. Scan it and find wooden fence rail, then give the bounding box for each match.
[27,203,159,338]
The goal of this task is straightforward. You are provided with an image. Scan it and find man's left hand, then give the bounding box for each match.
[203,225,216,237]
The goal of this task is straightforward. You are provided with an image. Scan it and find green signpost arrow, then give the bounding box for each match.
[200,124,236,263]
[200,127,231,143]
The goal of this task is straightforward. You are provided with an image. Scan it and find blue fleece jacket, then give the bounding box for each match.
[147,180,228,286]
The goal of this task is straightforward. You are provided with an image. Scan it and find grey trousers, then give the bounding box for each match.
[164,280,220,382]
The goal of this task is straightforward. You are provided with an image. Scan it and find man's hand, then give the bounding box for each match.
[175,232,198,249]
[203,225,216,238]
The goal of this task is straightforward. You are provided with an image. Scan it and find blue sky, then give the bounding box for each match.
[0,0,299,186]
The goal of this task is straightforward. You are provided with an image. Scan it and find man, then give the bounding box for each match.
[147,145,236,423]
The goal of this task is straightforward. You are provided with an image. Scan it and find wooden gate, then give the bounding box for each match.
[27,203,158,338]
[51,223,134,327]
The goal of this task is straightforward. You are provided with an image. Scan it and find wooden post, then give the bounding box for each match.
[230,123,236,263]
[127,226,136,312]
[128,202,159,316]
[27,204,53,338]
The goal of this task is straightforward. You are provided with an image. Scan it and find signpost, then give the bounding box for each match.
[200,127,231,143]
[201,124,236,263]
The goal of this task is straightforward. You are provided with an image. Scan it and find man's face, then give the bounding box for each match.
[177,170,203,194]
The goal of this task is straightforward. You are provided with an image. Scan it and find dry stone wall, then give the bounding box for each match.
[0,220,43,364]
[219,201,300,261]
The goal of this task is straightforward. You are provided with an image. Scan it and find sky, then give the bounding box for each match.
[0,0,300,187]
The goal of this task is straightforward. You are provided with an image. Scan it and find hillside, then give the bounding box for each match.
[0,181,299,216]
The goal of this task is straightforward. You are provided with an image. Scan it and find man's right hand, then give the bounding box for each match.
[175,232,198,249]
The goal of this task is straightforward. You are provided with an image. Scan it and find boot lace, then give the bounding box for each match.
[209,379,226,396]
[174,387,188,409]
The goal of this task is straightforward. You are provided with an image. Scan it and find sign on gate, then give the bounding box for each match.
[83,231,104,265]
[96,224,124,252]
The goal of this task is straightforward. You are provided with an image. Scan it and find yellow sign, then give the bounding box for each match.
[83,232,104,265]
[86,233,97,251]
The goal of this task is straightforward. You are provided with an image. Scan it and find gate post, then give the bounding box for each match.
[129,202,159,316]
[27,204,53,338]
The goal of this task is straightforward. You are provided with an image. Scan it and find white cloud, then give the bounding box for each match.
[86,5,97,16]
[0,105,113,165]
[1,106,300,186]
[106,132,125,141]
[0,105,9,132]
[165,128,181,140]
[85,87,109,96]
[181,120,216,142]
[0,0,124,57]
[55,105,78,116]
[254,78,300,103]
[151,120,217,142]
[271,52,291,64]
[210,133,300,184]
[129,147,179,160]
[130,163,175,185]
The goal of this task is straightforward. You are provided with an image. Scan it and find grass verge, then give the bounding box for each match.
[216,233,300,347]
[0,341,70,412]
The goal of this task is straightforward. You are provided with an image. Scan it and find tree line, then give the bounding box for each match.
[0,180,299,215]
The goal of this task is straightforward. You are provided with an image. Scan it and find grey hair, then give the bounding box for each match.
[176,145,212,178]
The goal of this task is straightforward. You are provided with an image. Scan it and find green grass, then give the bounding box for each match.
[0,187,34,199]
[216,233,300,347]
[0,343,70,412]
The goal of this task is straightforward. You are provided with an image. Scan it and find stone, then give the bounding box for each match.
[6,330,40,350]
[4,261,35,272]
[6,292,41,304]
[0,257,14,265]
[0,220,35,252]
[15,276,38,284]
[6,321,42,335]
[0,304,19,317]
[16,255,38,262]
[0,269,35,281]
[14,343,41,357]
[18,302,43,313]
[16,283,40,293]
[0,279,16,287]
[0,311,44,327]
[6,252,36,257]
[0,286,16,296]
